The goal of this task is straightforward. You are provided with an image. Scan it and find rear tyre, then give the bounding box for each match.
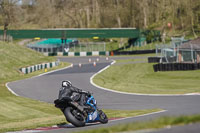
[98,110,108,124]
[64,107,85,127]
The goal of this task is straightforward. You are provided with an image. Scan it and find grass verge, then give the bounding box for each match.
[103,108,162,119]
[0,107,162,132]
[93,58,200,94]
[76,114,200,133]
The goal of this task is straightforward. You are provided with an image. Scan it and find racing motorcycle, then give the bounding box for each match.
[54,87,108,127]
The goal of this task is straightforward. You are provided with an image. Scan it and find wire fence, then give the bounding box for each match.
[0,35,13,42]
[155,37,200,63]
[27,40,106,53]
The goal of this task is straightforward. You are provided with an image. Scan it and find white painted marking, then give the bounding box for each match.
[6,64,73,96]
[7,130,41,133]
[109,110,167,122]
[79,63,82,67]
[5,83,19,96]
[64,48,69,52]
[185,93,200,95]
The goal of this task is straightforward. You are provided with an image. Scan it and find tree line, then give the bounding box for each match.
[0,0,200,37]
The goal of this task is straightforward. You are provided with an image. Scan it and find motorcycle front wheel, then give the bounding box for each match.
[64,107,85,127]
[98,110,108,124]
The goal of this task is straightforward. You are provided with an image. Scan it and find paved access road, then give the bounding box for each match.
[8,56,200,133]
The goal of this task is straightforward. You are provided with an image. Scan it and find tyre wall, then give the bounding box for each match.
[153,63,200,72]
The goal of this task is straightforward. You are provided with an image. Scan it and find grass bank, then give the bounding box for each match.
[77,114,200,133]
[93,58,200,94]
[0,41,70,132]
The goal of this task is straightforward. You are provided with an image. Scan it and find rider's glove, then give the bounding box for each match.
[87,91,91,97]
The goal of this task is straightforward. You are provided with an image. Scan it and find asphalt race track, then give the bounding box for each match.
[7,56,200,133]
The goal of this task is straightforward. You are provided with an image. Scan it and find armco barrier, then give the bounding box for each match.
[153,63,200,72]
[148,56,177,63]
[148,57,162,63]
[113,50,155,55]
[47,51,109,56]
[19,61,60,74]
[46,50,154,56]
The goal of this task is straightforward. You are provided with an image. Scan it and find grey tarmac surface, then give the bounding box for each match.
[7,56,200,133]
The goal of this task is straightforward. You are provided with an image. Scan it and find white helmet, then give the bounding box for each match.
[62,80,72,87]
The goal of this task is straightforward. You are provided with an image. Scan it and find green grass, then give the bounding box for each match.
[93,59,200,94]
[122,41,162,51]
[0,41,55,83]
[0,96,66,132]
[77,114,200,133]
[106,42,120,51]
[103,109,162,119]
[115,58,147,64]
[0,41,163,132]
[0,41,71,132]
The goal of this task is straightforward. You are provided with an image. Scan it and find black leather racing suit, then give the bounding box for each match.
[58,86,87,106]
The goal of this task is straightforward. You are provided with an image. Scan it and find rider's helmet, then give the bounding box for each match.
[62,80,72,87]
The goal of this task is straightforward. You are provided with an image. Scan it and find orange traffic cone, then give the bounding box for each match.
[93,62,96,67]
[89,58,91,63]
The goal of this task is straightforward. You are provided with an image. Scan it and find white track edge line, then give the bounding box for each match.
[6,83,19,96]
[6,64,73,97]
[90,60,200,96]
[110,109,167,122]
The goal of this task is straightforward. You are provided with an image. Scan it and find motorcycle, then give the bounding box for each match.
[54,86,108,127]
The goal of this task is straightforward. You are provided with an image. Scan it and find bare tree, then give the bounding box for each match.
[0,0,20,41]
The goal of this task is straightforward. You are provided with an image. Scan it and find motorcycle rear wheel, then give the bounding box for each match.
[98,110,108,124]
[64,107,85,127]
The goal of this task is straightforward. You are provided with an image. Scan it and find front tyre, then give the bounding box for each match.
[64,107,85,127]
[98,110,108,124]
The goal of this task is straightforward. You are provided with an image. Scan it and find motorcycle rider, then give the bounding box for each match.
[58,80,90,109]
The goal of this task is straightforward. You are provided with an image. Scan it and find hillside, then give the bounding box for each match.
[0,41,66,132]
[0,41,55,83]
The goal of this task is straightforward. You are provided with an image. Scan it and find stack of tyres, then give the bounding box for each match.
[198,63,200,69]
[193,63,198,70]
[189,63,194,70]
[153,63,200,72]
[159,64,163,71]
[167,64,172,71]
[165,64,169,71]
[184,63,188,70]
[153,64,158,72]
[173,63,177,71]
[177,63,181,70]
[180,63,183,71]
[163,64,167,71]
[171,63,175,71]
